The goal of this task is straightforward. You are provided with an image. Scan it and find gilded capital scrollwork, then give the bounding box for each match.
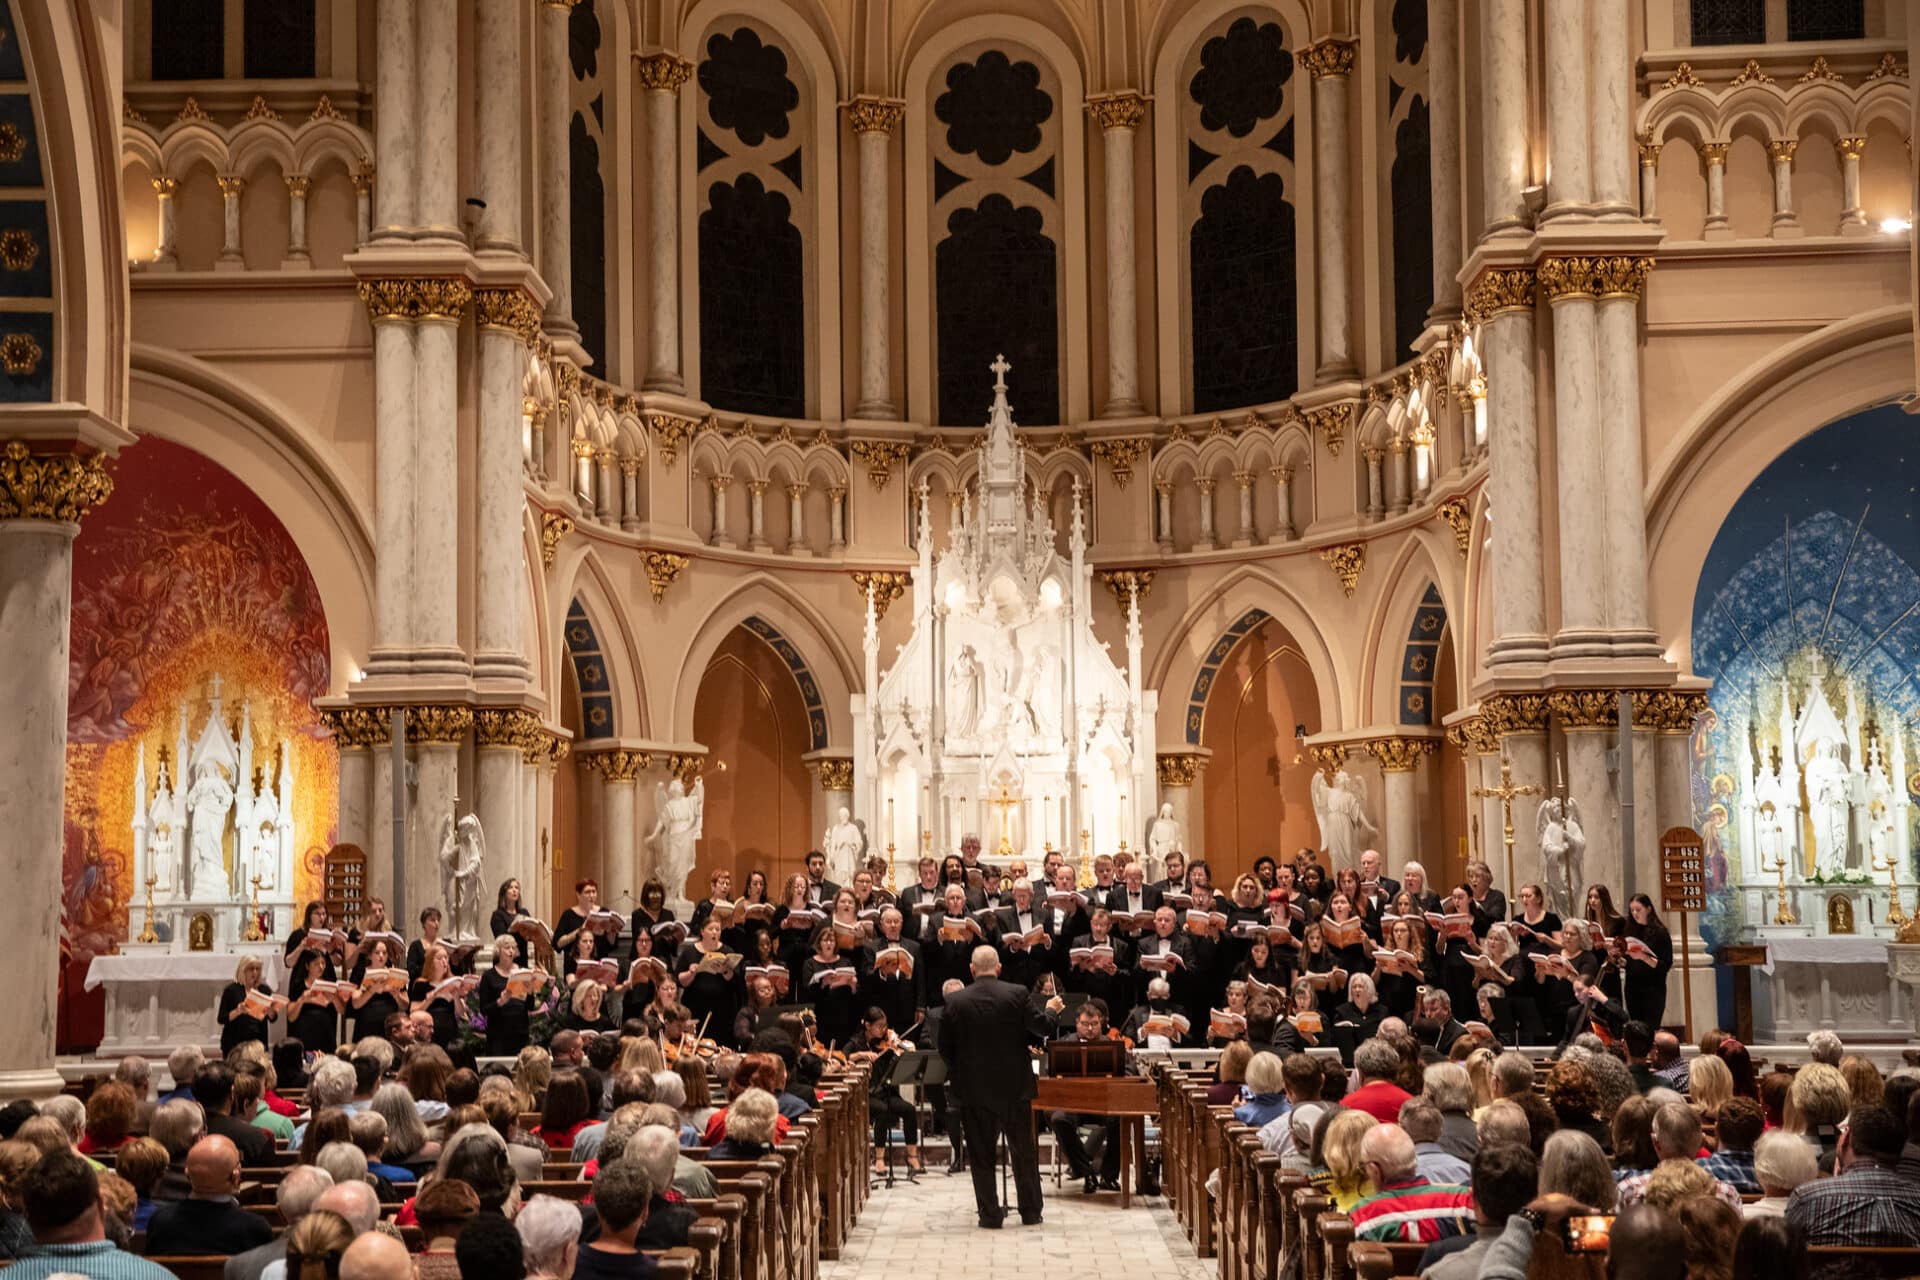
[472,288,544,345]
[1305,403,1351,457]
[1699,142,1730,165]
[667,753,705,785]
[1088,437,1150,488]
[406,705,475,744]
[0,442,113,523]
[1437,498,1472,558]
[1367,736,1438,773]
[1308,744,1348,779]
[1463,268,1536,327]
[318,706,392,750]
[815,758,854,791]
[475,708,545,753]
[644,551,689,602]
[851,570,910,619]
[1157,754,1201,788]
[1445,716,1498,757]
[583,748,651,783]
[1300,39,1358,79]
[540,511,574,567]
[1547,689,1621,730]
[357,277,474,324]
[634,53,694,92]
[1085,92,1147,131]
[646,412,700,468]
[1538,256,1655,304]
[1320,542,1365,596]
[1097,569,1156,605]
[1480,692,1551,737]
[1631,689,1712,735]
[844,97,906,135]
[849,440,911,490]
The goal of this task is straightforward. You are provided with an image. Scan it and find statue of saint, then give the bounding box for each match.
[647,776,706,909]
[947,646,982,739]
[1310,769,1378,870]
[1145,803,1184,878]
[440,813,486,940]
[1803,739,1852,875]
[185,761,234,900]
[1536,798,1587,918]
[822,807,865,884]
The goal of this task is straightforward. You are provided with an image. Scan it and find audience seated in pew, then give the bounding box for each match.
[143,1135,272,1257]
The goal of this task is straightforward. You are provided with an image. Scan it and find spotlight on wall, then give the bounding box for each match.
[1882,216,1913,235]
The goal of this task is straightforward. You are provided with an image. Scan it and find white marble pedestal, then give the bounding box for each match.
[83,945,286,1058]
[1752,934,1914,1042]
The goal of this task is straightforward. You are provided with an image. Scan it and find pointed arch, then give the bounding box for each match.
[551,546,649,742]
[669,572,859,746]
[1357,532,1459,728]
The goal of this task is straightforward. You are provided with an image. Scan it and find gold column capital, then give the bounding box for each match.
[1085,92,1147,131]
[844,97,906,135]
[357,277,474,323]
[1089,437,1151,488]
[1157,753,1202,787]
[539,511,574,567]
[1766,139,1798,164]
[1366,736,1438,773]
[1305,403,1352,457]
[151,176,178,196]
[1097,568,1156,605]
[1699,142,1731,165]
[1463,267,1537,326]
[473,288,545,344]
[1436,497,1472,558]
[583,748,651,783]
[0,441,113,523]
[645,550,689,602]
[215,175,246,198]
[850,570,910,618]
[318,706,393,750]
[1300,38,1358,79]
[1480,692,1552,737]
[635,52,694,92]
[815,758,854,791]
[1320,542,1365,596]
[1835,135,1867,161]
[283,173,311,197]
[475,708,545,751]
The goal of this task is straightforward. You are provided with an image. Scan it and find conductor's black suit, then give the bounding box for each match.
[937,971,1053,1225]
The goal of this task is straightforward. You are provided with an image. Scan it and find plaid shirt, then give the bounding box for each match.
[1699,1148,1760,1194]
[1786,1165,1920,1248]
[1616,1161,1742,1210]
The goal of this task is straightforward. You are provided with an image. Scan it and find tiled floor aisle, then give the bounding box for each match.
[823,1160,1209,1280]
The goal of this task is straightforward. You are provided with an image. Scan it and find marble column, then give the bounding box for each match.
[1369,738,1435,867]
[596,754,643,900]
[1270,466,1294,542]
[1425,0,1462,318]
[1767,140,1801,238]
[474,0,522,251]
[828,486,846,550]
[362,288,417,665]
[150,177,178,269]
[473,292,535,683]
[1388,439,1410,515]
[1596,259,1657,651]
[1304,40,1358,379]
[847,99,904,419]
[1194,478,1217,549]
[1155,755,1205,870]
[413,286,469,673]
[408,735,463,929]
[1837,137,1868,234]
[1494,731,1549,897]
[787,482,809,554]
[537,0,579,335]
[413,0,459,241]
[746,480,769,549]
[1232,471,1255,546]
[215,176,246,270]
[352,168,373,247]
[707,475,732,547]
[1701,144,1732,239]
[1541,0,1590,218]
[474,717,526,928]
[0,452,110,1099]
[336,744,371,850]
[1479,0,1530,236]
[1477,273,1548,664]
[638,54,693,392]
[372,0,414,238]
[534,748,559,918]
[1564,724,1618,904]
[1637,140,1661,221]
[595,451,616,522]
[1363,446,1385,520]
[621,459,642,532]
[283,175,311,268]
[1589,0,1636,217]
[1154,481,1174,551]
[1468,376,1487,454]
[370,739,397,906]
[1542,259,1606,654]
[1089,93,1146,416]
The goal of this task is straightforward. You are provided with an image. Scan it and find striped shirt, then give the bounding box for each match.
[1347,1179,1474,1243]
[1616,1160,1742,1210]
[1785,1165,1920,1247]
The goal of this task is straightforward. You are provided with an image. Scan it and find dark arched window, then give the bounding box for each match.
[1690,0,1765,45]
[243,0,315,78]
[568,2,608,375]
[1388,0,1433,360]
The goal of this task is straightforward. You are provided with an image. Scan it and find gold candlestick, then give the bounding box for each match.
[1764,850,1795,925]
[1870,818,1907,927]
[884,839,897,895]
[136,875,160,945]
[242,873,266,942]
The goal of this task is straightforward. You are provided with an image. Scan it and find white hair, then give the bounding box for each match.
[308,1057,358,1108]
[41,1095,84,1144]
[1147,977,1171,1000]
[515,1195,583,1275]
[1806,1030,1844,1065]
[277,1166,335,1222]
[315,1141,369,1189]
[1347,973,1377,1004]
[626,1124,681,1190]
[1401,861,1426,885]
[650,1070,686,1110]
[315,1179,381,1236]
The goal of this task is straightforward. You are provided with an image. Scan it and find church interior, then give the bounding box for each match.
[6,0,1920,1130]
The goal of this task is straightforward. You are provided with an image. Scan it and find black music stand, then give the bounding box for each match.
[1045,1039,1127,1078]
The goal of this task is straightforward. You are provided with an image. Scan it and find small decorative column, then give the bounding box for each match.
[1637,139,1661,221]
[946,490,964,542]
[1473,269,1549,665]
[1541,257,1606,655]
[1363,446,1385,520]
[1194,477,1217,550]
[1411,429,1433,502]
[1767,140,1802,238]
[847,98,904,419]
[1588,0,1636,217]
[708,474,732,547]
[537,0,580,336]
[1595,258,1658,653]
[1425,0,1463,319]
[215,176,246,270]
[527,406,547,480]
[0,443,112,1099]
[411,282,469,672]
[1088,92,1147,416]
[282,174,311,268]
[637,53,694,392]
[1368,737,1437,867]
[572,438,595,508]
[746,479,769,549]
[351,167,373,246]
[599,451,620,522]
[1232,471,1255,546]
[1270,465,1294,542]
[359,281,419,667]
[1468,373,1488,454]
[1154,480,1174,551]
[1155,753,1208,870]
[1837,137,1868,234]
[1388,438,1410,516]
[787,481,809,555]
[150,177,178,269]
[828,485,847,550]
[1701,143,1732,239]
[613,457,637,530]
[1303,39,1359,378]
[1483,698,1550,893]
[371,0,414,239]
[1479,0,1529,235]
[472,289,538,683]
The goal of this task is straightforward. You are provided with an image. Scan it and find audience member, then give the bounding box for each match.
[515,1195,582,1280]
[1344,1040,1413,1124]
[1346,1123,1472,1243]
[1319,1108,1380,1212]
[572,1160,657,1279]
[1538,1130,1617,1211]
[1421,1063,1478,1162]
[1676,1196,1741,1280]
[1731,1216,1799,1280]
[280,1210,354,1280]
[455,1211,527,1280]
[161,1047,204,1103]
[338,1232,412,1280]
[112,1138,168,1231]
[1419,1142,1536,1280]
[1477,1200,1686,1280]
[1786,1104,1920,1246]
[0,1140,38,1259]
[225,1165,333,1280]
[8,1151,174,1279]
[1618,1103,1741,1210]
[1700,1097,1763,1194]
[194,1063,276,1165]
[411,1176,479,1280]
[1784,1062,1850,1172]
[1397,1098,1468,1186]
[628,1126,697,1249]
[144,1135,273,1256]
[77,1083,136,1156]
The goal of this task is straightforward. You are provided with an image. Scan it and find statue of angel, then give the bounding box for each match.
[1310,769,1377,868]
[440,813,486,940]
[1536,798,1586,918]
[647,776,706,911]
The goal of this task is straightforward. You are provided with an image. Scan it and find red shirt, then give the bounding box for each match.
[263,1090,299,1118]
[538,1119,595,1150]
[701,1109,792,1147]
[1343,1080,1413,1125]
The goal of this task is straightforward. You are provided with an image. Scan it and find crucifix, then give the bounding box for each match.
[1471,752,1541,900]
[990,785,1018,857]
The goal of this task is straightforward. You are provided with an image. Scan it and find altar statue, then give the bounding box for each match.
[1536,798,1587,918]
[1146,803,1184,877]
[647,776,705,907]
[947,646,982,739]
[185,760,234,899]
[823,807,865,884]
[440,813,486,940]
[1804,739,1852,875]
[1310,769,1378,869]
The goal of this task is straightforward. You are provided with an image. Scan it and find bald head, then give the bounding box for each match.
[340,1230,413,1280]
[1358,1122,1418,1185]
[1649,1032,1680,1067]
[315,1179,381,1236]
[970,945,1001,977]
[185,1134,241,1197]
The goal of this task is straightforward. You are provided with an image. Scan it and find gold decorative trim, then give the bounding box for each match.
[1798,57,1838,83]
[1728,59,1772,87]
[1089,437,1150,488]
[1835,136,1867,161]
[123,101,148,124]
[474,708,544,752]
[816,758,854,791]
[1539,255,1655,303]
[539,511,574,567]
[0,122,21,165]
[646,412,700,467]
[1367,736,1438,774]
[1157,753,1201,788]
[1306,403,1351,457]
[1309,744,1348,779]
[283,174,311,198]
[0,331,40,377]
[1480,692,1552,737]
[1547,689,1620,730]
[1098,569,1156,605]
[644,551,689,602]
[215,176,246,198]
[1320,542,1364,596]
[667,753,705,785]
[1765,139,1798,164]
[406,705,474,744]
[176,97,210,123]
[851,570,910,619]
[1866,53,1907,82]
[849,440,910,489]
[1446,716,1498,757]
[844,97,906,134]
[1085,92,1147,131]
[1630,689,1711,735]
[310,95,344,121]
[1437,497,1471,558]
[1662,62,1702,90]
[473,288,544,345]
[634,53,694,92]
[1638,137,1663,165]
[150,176,178,197]
[0,442,110,523]
[317,706,392,750]
[243,95,282,122]
[356,278,474,323]
[1699,142,1731,164]
[1300,39,1358,80]
[1464,267,1536,326]
[582,748,651,783]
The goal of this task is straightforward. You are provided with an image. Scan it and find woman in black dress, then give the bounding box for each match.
[490,878,531,943]
[799,926,862,1049]
[630,878,673,941]
[771,873,822,977]
[476,933,546,1056]
[1508,883,1563,1041]
[553,879,618,972]
[286,949,341,1053]
[347,938,404,1043]
[727,869,774,956]
[1615,894,1674,1029]
[675,917,743,1041]
[1373,916,1433,1019]
[1320,891,1375,977]
[562,979,618,1036]
[409,944,471,1048]
[217,956,277,1055]
[407,907,472,981]
[625,928,664,1016]
[285,902,344,977]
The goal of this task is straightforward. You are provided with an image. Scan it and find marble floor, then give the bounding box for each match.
[824,1153,1208,1280]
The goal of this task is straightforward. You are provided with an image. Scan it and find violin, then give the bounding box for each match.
[1105,1026,1135,1052]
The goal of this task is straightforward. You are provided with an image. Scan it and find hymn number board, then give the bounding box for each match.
[323,843,369,931]
[1659,827,1707,913]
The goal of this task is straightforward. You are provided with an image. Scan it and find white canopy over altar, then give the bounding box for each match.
[851,358,1156,883]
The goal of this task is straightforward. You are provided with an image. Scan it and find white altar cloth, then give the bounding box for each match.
[83,948,286,1057]
[84,951,286,992]
[1758,936,1887,975]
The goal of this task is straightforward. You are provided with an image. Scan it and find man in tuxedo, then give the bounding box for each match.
[1108,862,1162,920]
[939,947,1053,1227]
[861,906,923,1033]
[804,850,840,905]
[1065,906,1134,1013]
[1358,849,1400,912]
[1150,850,1187,896]
[923,977,968,1170]
[994,879,1048,990]
[1081,854,1118,909]
[1133,905,1197,1015]
[896,857,946,945]
[1041,865,1088,979]
[1418,989,1471,1056]
[925,884,981,1002]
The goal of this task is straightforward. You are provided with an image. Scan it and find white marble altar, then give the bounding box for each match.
[854,358,1156,879]
[1750,935,1918,1043]
[85,944,285,1057]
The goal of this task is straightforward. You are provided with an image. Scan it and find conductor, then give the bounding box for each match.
[937,944,1054,1228]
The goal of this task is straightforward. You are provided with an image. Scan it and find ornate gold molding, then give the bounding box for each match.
[406,705,475,744]
[283,174,311,198]
[1320,542,1365,596]
[1866,53,1908,81]
[667,753,705,785]
[540,511,574,567]
[1638,135,1662,165]
[644,551,689,602]
[0,442,113,523]
[317,706,391,750]
[582,748,651,783]
[1765,139,1798,164]
[357,278,474,323]
[1836,135,1868,161]
[310,95,344,121]
[473,288,544,345]
[635,53,694,92]
[176,97,210,124]
[1593,257,1654,301]
[1089,437,1150,488]
[1367,736,1438,773]
[1699,142,1730,165]
[815,758,854,791]
[851,570,910,619]
[1548,689,1621,730]
[1085,92,1147,131]
[244,95,281,122]
[1480,692,1552,737]
[1437,497,1471,558]
[1098,569,1156,605]
[1538,256,1655,303]
[0,332,41,378]
[539,730,571,767]
[1309,743,1348,779]
[1306,403,1352,457]
[1463,268,1536,327]
[1631,689,1712,735]
[1157,753,1201,788]
[1300,39,1358,79]
[1662,62,1703,90]
[1446,716,1498,757]
[1729,59,1772,87]
[474,708,545,755]
[845,97,905,134]
[645,412,701,468]
[849,440,910,489]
